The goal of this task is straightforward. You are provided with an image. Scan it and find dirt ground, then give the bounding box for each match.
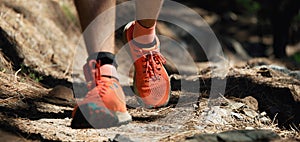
[1,60,300,141]
[0,0,300,141]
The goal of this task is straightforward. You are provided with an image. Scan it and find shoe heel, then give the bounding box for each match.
[122,21,135,44]
[115,111,132,124]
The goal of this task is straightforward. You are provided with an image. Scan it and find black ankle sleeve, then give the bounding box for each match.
[87,52,118,67]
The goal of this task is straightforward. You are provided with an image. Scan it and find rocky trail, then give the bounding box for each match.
[0,0,299,141]
[1,62,300,141]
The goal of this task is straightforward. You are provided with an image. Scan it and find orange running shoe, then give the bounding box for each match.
[71,58,132,128]
[124,21,170,108]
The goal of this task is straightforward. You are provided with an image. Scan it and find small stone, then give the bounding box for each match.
[46,85,75,106]
[241,96,258,111]
[202,106,230,125]
[112,134,134,142]
[231,112,243,120]
[243,109,258,118]
[48,85,74,101]
[229,102,245,110]
[260,117,271,124]
[245,127,255,130]
[257,67,272,77]
[194,125,205,130]
[193,104,199,110]
[260,112,267,116]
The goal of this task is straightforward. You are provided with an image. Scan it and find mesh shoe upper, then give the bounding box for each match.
[124,21,170,108]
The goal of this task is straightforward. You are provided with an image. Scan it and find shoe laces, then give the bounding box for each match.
[87,60,110,96]
[135,49,166,80]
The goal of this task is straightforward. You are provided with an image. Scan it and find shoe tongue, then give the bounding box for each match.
[100,64,119,79]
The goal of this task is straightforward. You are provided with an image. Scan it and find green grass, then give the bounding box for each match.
[292,52,300,63]
[61,3,78,26]
[20,64,44,82]
[235,0,261,14]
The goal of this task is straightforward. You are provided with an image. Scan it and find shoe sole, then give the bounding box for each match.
[71,103,132,129]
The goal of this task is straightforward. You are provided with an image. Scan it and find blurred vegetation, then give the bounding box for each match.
[295,13,300,22]
[235,0,260,15]
[179,0,300,58]
[293,53,300,63]
[61,3,77,25]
